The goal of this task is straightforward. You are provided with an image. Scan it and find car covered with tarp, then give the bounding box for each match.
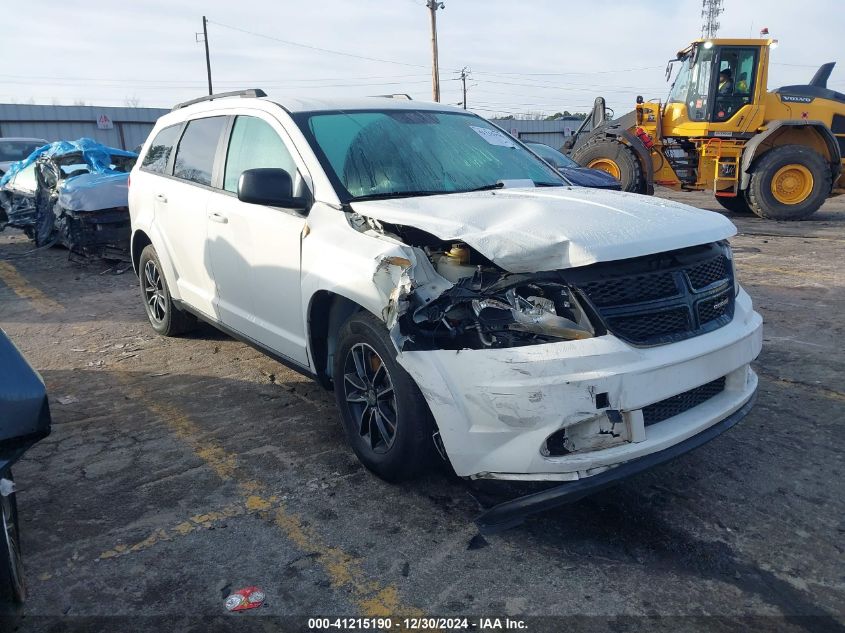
[0,138,137,260]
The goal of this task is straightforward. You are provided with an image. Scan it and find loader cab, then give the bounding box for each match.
[665,39,771,132]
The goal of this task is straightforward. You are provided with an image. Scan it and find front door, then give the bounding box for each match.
[206,113,308,366]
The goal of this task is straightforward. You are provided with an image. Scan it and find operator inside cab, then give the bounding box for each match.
[718,68,734,95]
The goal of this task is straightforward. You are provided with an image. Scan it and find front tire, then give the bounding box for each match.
[747,145,831,220]
[0,471,25,604]
[138,245,196,336]
[571,138,645,193]
[333,312,436,482]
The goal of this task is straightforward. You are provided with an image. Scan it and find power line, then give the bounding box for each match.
[207,19,431,69]
[470,65,663,77]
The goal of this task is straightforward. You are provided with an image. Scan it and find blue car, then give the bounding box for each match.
[524,141,621,190]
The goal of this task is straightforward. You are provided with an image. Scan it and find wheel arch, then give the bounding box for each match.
[307,290,369,390]
[740,120,842,190]
[130,229,152,276]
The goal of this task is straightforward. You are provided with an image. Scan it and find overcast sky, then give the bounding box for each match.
[4,0,843,117]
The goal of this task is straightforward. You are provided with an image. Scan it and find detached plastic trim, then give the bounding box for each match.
[475,390,757,533]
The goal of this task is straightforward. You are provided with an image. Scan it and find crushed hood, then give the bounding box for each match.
[351,187,736,273]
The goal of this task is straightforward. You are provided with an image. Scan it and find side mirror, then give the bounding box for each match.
[237,168,309,210]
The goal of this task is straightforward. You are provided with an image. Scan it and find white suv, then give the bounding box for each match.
[129,90,762,515]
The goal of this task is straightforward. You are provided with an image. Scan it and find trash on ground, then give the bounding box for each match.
[224,586,266,612]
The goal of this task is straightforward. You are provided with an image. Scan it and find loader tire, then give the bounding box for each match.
[571,138,646,193]
[715,192,753,215]
[747,145,831,220]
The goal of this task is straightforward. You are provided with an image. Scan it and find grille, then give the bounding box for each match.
[643,377,727,426]
[571,243,735,346]
[697,289,733,325]
[580,272,678,307]
[686,256,729,290]
[606,307,690,342]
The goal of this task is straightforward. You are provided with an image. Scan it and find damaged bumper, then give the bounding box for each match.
[397,288,762,480]
[474,390,756,533]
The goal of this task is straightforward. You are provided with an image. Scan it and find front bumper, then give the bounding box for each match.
[474,390,757,532]
[397,288,762,479]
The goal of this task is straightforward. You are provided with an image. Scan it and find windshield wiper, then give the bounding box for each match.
[465,182,505,192]
[534,181,567,187]
[351,190,444,202]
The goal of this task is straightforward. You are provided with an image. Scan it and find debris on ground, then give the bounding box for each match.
[224,586,266,612]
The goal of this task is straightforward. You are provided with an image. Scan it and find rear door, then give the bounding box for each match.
[156,116,228,317]
[206,113,308,365]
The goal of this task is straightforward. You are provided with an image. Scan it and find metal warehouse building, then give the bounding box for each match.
[0,103,168,151]
[490,117,589,152]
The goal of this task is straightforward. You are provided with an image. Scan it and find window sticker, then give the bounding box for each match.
[469,125,517,148]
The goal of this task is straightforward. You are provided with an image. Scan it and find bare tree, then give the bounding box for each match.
[72,99,87,106]
[124,95,141,108]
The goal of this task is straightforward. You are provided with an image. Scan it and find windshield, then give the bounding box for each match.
[668,57,692,103]
[525,142,579,169]
[293,109,566,202]
[0,140,44,163]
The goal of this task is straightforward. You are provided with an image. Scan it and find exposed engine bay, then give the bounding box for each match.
[374,222,597,350]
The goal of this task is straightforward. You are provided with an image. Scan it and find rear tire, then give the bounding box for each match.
[571,138,645,193]
[715,192,753,214]
[138,245,196,336]
[747,145,831,220]
[0,471,25,604]
[333,312,436,482]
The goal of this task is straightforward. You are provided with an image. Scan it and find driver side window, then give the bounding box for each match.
[224,116,297,194]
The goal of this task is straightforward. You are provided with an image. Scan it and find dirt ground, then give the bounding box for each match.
[0,190,843,632]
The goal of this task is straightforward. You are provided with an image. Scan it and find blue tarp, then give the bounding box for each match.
[0,138,136,188]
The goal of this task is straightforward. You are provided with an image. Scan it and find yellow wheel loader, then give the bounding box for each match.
[565,39,845,220]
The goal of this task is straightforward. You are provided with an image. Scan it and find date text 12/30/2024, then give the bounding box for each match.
[308,617,528,630]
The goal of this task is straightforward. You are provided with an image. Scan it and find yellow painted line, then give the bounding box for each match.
[99,500,270,560]
[739,265,841,284]
[758,371,845,403]
[114,372,423,619]
[0,261,64,313]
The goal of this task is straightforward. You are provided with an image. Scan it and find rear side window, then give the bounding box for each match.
[141,124,181,174]
[223,116,297,193]
[173,116,227,186]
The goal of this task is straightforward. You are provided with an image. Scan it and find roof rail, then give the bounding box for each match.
[172,88,267,111]
[370,93,413,100]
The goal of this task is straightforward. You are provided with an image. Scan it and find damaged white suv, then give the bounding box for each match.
[129,91,762,511]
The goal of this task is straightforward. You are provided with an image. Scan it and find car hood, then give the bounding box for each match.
[350,187,736,273]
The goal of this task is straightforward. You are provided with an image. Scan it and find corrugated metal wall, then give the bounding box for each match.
[0,104,169,150]
[490,118,590,152]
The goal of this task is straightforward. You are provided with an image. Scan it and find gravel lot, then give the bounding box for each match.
[0,190,843,632]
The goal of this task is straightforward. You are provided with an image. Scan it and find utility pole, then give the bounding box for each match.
[700,0,724,39]
[426,1,444,102]
[459,67,470,109]
[199,16,213,95]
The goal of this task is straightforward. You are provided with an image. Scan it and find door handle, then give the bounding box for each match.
[155,193,168,203]
[208,212,228,224]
